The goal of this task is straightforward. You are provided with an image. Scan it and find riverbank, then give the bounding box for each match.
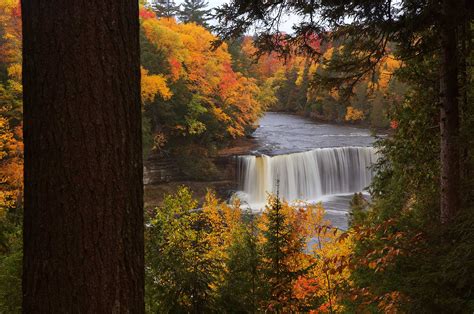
[144,180,237,209]
[144,135,258,209]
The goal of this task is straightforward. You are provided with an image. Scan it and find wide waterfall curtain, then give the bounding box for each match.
[238,147,377,207]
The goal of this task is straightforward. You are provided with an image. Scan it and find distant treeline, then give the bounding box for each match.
[229,36,405,129]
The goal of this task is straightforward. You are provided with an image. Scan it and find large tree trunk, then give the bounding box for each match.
[22,1,144,312]
[439,0,461,223]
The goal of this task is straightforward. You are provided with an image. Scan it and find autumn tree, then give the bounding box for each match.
[21,1,144,312]
[179,0,211,27]
[138,11,265,179]
[145,188,243,312]
[145,187,216,312]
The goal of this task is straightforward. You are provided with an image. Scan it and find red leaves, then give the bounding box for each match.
[12,0,21,17]
[390,120,399,129]
[168,57,181,81]
[139,8,156,20]
[304,33,321,52]
[294,276,319,300]
[218,62,238,94]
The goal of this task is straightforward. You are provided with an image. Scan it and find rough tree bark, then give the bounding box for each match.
[22,1,144,312]
[439,0,461,223]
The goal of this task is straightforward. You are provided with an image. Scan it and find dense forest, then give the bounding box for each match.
[1,0,474,312]
[229,36,404,128]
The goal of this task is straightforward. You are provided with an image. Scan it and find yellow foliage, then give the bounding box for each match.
[295,65,306,86]
[7,63,21,82]
[377,55,401,90]
[308,62,319,76]
[0,1,21,65]
[0,118,23,217]
[0,0,22,219]
[202,191,243,287]
[345,106,365,121]
[141,67,172,102]
[203,191,242,250]
[307,227,353,313]
[322,47,334,68]
[142,18,187,64]
[274,201,353,312]
[0,0,17,11]
[241,36,257,57]
[212,106,231,122]
[6,63,23,94]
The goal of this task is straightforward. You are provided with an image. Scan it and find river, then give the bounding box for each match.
[235,112,380,230]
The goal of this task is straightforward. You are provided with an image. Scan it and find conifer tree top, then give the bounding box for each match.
[179,0,211,27]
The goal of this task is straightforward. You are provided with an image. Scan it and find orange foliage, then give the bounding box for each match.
[0,0,22,216]
[140,14,263,138]
[377,55,402,90]
[219,63,238,94]
[294,276,319,300]
[0,118,23,217]
[241,36,309,81]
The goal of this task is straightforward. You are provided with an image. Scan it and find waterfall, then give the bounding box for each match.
[237,146,377,207]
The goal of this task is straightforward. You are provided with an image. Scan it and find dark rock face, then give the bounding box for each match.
[213,156,239,183]
[143,137,255,206]
[144,154,239,187]
[143,154,240,207]
[143,155,184,185]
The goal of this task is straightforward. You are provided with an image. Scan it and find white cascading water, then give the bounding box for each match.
[237,146,377,208]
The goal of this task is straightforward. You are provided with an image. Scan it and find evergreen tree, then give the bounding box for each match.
[260,196,305,312]
[150,0,179,18]
[179,0,211,27]
[217,220,260,313]
[348,192,368,227]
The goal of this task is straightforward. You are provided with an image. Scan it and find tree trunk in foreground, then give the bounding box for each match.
[22,1,144,312]
[439,0,461,224]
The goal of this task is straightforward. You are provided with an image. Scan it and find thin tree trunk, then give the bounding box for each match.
[439,0,461,223]
[22,1,144,312]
